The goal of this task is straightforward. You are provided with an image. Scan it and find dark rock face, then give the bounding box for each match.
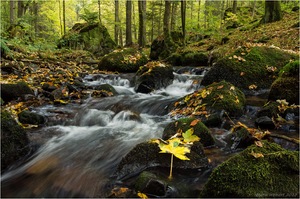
[98,48,148,73]
[57,22,116,56]
[255,116,275,130]
[201,141,299,198]
[1,81,34,103]
[18,111,45,125]
[149,34,178,60]
[201,46,297,91]
[1,111,30,171]
[134,62,174,94]
[115,142,208,181]
[225,126,255,151]
[163,118,215,147]
[166,52,209,66]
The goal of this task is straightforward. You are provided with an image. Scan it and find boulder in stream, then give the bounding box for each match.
[134,61,174,93]
[166,51,209,66]
[201,141,299,198]
[201,46,297,91]
[163,118,215,147]
[1,111,30,171]
[1,81,34,103]
[18,110,45,126]
[98,48,148,73]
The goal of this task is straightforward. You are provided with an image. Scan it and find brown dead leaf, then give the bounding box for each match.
[190,119,200,127]
[240,72,245,76]
[255,140,263,147]
[217,85,224,89]
[250,151,264,158]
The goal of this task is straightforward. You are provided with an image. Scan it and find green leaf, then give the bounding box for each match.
[182,128,200,143]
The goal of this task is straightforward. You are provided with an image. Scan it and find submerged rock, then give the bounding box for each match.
[98,48,148,73]
[201,46,297,91]
[201,141,299,198]
[18,110,45,125]
[1,111,30,171]
[134,61,174,93]
[163,118,215,147]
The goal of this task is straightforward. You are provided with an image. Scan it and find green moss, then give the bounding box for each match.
[201,46,297,90]
[163,118,215,147]
[201,141,299,198]
[268,76,299,105]
[279,60,299,77]
[98,48,148,72]
[257,101,280,118]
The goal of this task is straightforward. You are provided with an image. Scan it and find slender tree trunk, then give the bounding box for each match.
[181,0,186,46]
[190,1,193,21]
[261,0,282,23]
[132,2,137,41]
[158,0,163,36]
[62,0,66,35]
[220,0,225,30]
[10,1,14,25]
[197,0,201,29]
[98,0,101,23]
[138,0,146,47]
[164,0,171,42]
[119,27,123,47]
[17,1,24,18]
[151,2,155,42]
[115,0,119,45]
[33,1,38,37]
[58,0,63,36]
[232,0,237,14]
[171,2,178,31]
[252,0,256,19]
[126,0,132,46]
[204,0,208,29]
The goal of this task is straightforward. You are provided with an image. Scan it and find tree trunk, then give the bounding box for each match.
[138,0,146,48]
[158,0,163,36]
[252,0,256,19]
[17,1,24,18]
[126,0,133,46]
[58,0,63,36]
[197,0,201,29]
[62,0,66,35]
[181,0,186,46]
[233,0,237,14]
[132,2,137,41]
[98,0,101,23]
[115,0,119,45]
[119,27,123,47]
[151,2,155,42]
[10,1,14,25]
[171,2,178,31]
[262,0,282,23]
[33,1,39,37]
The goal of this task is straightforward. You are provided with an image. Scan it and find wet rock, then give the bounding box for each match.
[150,35,178,60]
[98,48,148,72]
[93,84,118,96]
[42,83,57,92]
[1,111,30,171]
[268,60,299,105]
[115,142,208,181]
[166,51,209,66]
[201,46,297,91]
[57,22,116,56]
[170,80,246,117]
[225,126,255,151]
[257,101,280,118]
[134,62,174,93]
[1,81,33,103]
[163,118,215,147]
[18,110,45,125]
[255,116,275,130]
[201,141,299,198]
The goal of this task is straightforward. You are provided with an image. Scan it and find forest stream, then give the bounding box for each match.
[1,68,298,198]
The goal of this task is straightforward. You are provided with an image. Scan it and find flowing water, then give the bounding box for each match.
[2,68,297,197]
[1,69,216,197]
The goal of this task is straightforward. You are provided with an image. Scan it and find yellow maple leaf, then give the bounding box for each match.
[182,128,200,143]
[137,192,148,199]
[159,138,190,160]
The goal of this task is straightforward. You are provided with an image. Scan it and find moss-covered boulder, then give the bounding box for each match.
[170,81,246,117]
[1,81,33,103]
[1,111,30,171]
[201,141,299,198]
[149,35,178,60]
[201,46,297,90]
[57,22,116,56]
[268,61,299,105]
[98,48,148,72]
[134,61,174,93]
[166,51,209,66]
[115,142,208,181]
[163,118,215,147]
[225,126,255,151]
[18,111,45,125]
[93,84,118,95]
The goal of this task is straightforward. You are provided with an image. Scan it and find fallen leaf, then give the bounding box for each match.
[190,119,200,127]
[230,86,235,91]
[137,192,148,199]
[255,141,263,147]
[240,72,245,76]
[182,128,200,143]
[217,85,224,89]
[250,151,264,158]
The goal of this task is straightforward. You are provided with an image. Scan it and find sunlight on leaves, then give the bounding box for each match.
[182,128,200,143]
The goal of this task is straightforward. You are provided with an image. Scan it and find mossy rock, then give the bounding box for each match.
[201,141,299,198]
[149,35,178,60]
[18,110,45,125]
[1,111,30,171]
[268,61,299,105]
[170,80,246,117]
[98,48,148,72]
[167,51,209,66]
[1,81,33,103]
[93,84,118,96]
[257,101,280,118]
[134,61,174,93]
[225,126,255,151]
[201,46,297,90]
[57,22,116,56]
[162,118,215,147]
[115,142,208,181]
